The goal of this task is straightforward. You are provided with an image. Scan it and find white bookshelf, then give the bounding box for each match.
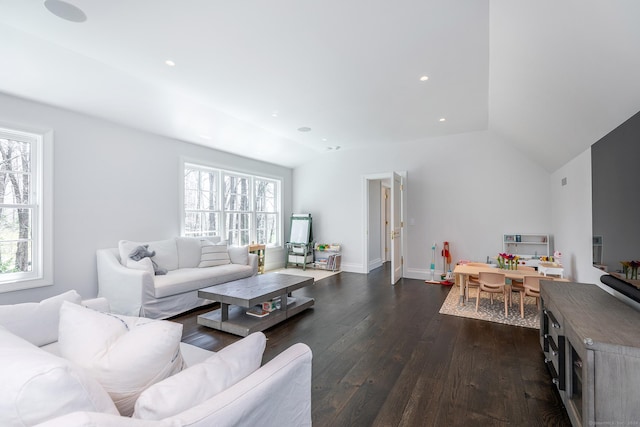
[503,233,552,259]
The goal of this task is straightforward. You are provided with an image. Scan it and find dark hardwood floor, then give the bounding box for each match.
[171,264,571,427]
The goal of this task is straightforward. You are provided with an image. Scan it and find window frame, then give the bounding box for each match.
[181,160,282,248]
[0,124,53,293]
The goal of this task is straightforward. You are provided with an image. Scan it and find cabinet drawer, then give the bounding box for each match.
[545,334,566,390]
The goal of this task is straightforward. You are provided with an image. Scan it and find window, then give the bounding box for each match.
[183,163,281,247]
[0,126,52,292]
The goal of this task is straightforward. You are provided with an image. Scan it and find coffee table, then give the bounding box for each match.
[197,273,314,337]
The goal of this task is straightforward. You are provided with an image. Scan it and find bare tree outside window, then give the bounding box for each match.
[183,164,281,246]
[184,168,219,237]
[255,179,278,246]
[0,138,32,274]
[224,174,250,245]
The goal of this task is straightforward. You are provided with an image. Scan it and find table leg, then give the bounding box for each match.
[455,273,467,305]
[221,303,229,321]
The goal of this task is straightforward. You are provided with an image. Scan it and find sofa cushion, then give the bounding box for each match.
[199,244,231,267]
[228,245,250,265]
[0,290,82,346]
[133,332,266,420]
[0,326,119,427]
[152,264,254,298]
[177,236,222,268]
[118,239,178,271]
[58,301,184,416]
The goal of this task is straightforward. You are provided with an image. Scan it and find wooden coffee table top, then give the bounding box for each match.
[198,273,313,307]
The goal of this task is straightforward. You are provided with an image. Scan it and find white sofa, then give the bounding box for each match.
[97,237,259,318]
[0,291,312,427]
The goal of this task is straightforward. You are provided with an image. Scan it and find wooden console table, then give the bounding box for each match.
[540,281,640,426]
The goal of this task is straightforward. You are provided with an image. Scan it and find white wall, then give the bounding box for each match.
[551,148,610,285]
[0,93,292,304]
[293,130,552,277]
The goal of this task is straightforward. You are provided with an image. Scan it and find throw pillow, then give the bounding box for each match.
[125,256,154,276]
[228,245,250,265]
[198,244,231,268]
[133,332,266,420]
[0,326,118,427]
[0,290,82,346]
[58,301,185,416]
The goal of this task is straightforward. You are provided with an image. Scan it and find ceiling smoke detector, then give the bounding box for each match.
[44,0,87,23]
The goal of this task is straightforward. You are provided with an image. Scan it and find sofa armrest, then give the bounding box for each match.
[80,297,110,313]
[35,412,171,426]
[171,343,312,427]
[96,248,154,316]
[248,253,258,275]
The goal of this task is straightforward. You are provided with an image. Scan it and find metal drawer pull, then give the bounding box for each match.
[546,310,561,329]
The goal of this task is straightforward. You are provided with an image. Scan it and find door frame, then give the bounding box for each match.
[362,171,407,280]
[381,183,390,262]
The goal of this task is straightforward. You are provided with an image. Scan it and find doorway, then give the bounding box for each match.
[363,172,406,285]
[382,184,390,262]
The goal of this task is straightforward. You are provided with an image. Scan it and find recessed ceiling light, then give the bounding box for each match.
[439,118,446,122]
[322,138,327,142]
[165,59,176,67]
[420,75,429,81]
[297,127,311,132]
[44,0,87,23]
[271,111,278,118]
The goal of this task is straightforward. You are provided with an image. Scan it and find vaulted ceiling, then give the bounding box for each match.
[1,0,639,171]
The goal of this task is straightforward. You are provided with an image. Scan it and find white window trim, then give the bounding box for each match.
[0,124,53,293]
[180,158,283,248]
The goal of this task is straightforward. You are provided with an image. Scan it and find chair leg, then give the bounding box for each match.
[520,292,525,318]
[475,289,481,312]
[504,289,508,317]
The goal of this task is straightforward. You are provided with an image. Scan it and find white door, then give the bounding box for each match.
[390,172,402,284]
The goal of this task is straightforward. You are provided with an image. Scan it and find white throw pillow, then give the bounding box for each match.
[58,302,185,416]
[133,332,266,420]
[125,256,154,276]
[228,245,250,265]
[0,290,82,346]
[0,326,118,427]
[198,244,231,267]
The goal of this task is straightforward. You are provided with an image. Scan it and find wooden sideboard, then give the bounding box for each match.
[540,281,640,426]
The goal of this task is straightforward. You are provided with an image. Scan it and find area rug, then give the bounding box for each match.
[271,267,340,282]
[438,286,540,329]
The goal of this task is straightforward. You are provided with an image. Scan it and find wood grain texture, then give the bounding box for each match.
[541,281,640,426]
[172,264,570,426]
